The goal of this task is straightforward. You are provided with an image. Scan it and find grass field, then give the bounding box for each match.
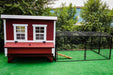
[57,49,110,61]
[0,49,113,75]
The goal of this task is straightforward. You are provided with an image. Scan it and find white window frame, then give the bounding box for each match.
[32,24,47,42]
[13,24,28,41]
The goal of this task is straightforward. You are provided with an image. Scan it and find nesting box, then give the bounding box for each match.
[1,15,57,63]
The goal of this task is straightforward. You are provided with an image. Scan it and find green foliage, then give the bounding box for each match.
[81,0,113,32]
[54,3,77,31]
[72,25,84,31]
[0,0,55,15]
[0,18,3,40]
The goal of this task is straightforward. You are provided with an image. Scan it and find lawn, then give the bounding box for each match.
[0,49,113,75]
[57,49,110,61]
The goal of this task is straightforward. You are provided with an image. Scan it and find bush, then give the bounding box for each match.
[72,25,84,31]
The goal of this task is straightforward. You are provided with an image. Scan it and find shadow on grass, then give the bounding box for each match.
[11,57,53,64]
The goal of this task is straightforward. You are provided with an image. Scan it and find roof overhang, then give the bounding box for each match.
[1,14,57,20]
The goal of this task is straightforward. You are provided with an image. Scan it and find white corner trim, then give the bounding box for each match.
[5,48,7,56]
[13,24,28,41]
[1,14,57,20]
[45,25,47,41]
[52,48,55,56]
[54,21,56,44]
[3,19,7,57]
[52,21,56,56]
[3,19,6,44]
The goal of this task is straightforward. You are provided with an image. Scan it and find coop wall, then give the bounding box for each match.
[6,19,54,41]
[4,19,56,57]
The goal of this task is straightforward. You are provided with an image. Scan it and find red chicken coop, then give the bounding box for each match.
[1,14,57,63]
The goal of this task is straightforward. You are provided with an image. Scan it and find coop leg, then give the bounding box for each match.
[8,56,13,63]
[47,56,53,62]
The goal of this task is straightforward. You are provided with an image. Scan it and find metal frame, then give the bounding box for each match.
[55,31,112,62]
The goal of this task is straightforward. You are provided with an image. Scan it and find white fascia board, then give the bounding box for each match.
[1,14,57,20]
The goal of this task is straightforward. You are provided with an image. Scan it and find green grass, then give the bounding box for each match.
[57,49,109,61]
[0,49,113,75]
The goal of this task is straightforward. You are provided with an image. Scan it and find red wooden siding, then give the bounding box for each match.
[6,19,54,40]
[8,48,52,54]
[6,20,14,40]
[5,42,54,48]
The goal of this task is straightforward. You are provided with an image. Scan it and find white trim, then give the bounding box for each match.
[33,26,35,42]
[1,15,57,20]
[6,40,54,42]
[3,19,6,44]
[13,24,28,41]
[52,48,54,56]
[32,24,47,42]
[32,24,47,27]
[13,24,28,26]
[54,21,56,43]
[3,19,7,57]
[45,25,47,41]
[52,21,56,56]
[5,48,7,56]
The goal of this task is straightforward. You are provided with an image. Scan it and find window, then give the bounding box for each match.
[13,24,28,41]
[33,25,47,41]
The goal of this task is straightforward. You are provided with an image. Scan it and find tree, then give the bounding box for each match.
[0,0,56,15]
[54,3,77,51]
[81,0,113,32]
[54,3,77,31]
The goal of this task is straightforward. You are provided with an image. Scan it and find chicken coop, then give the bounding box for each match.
[1,14,57,63]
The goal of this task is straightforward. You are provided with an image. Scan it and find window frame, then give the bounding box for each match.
[33,24,47,42]
[13,24,28,41]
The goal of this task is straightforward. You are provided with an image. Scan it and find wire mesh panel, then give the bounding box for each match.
[55,31,112,62]
[56,37,85,61]
[86,37,109,60]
